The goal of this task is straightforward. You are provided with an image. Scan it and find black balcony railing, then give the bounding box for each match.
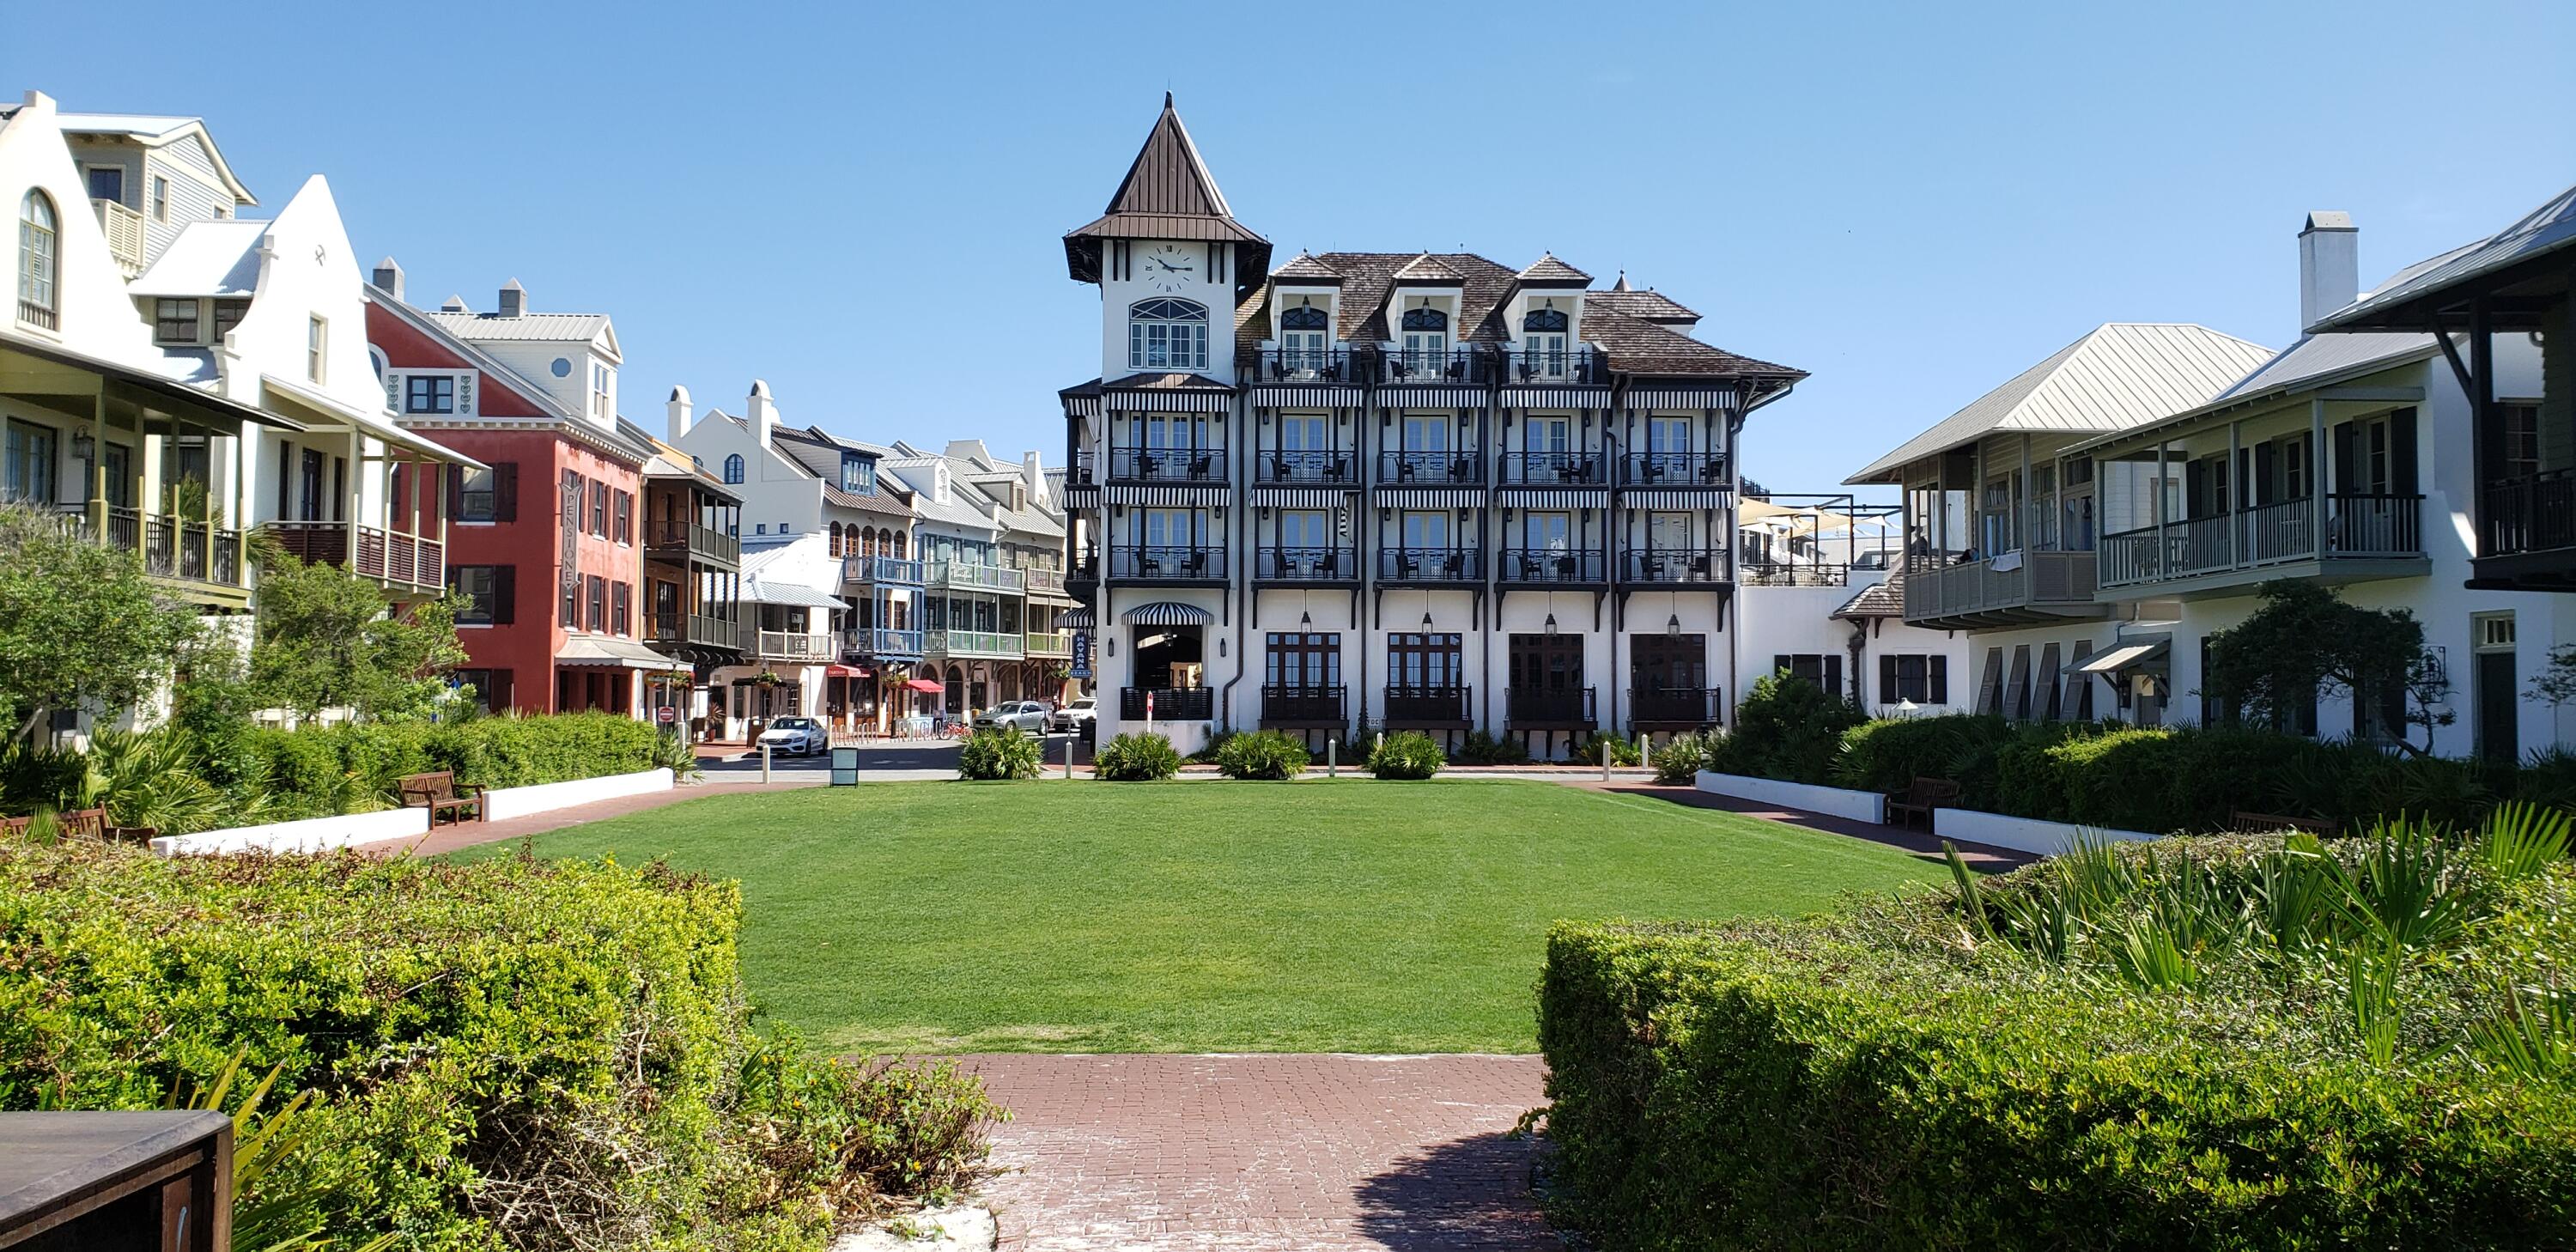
[1383,684,1472,726]
[1621,452,1731,488]
[1068,553,1100,585]
[1377,548,1482,580]
[1631,686,1719,726]
[1498,452,1607,485]
[1255,546,1356,580]
[1506,344,1603,384]
[1121,686,1213,721]
[1498,549,1607,583]
[1738,559,1849,587]
[1261,684,1346,725]
[2483,471,2576,557]
[1507,685,1596,727]
[1255,346,1354,383]
[1109,545,1226,580]
[1621,549,1729,584]
[1070,450,1097,486]
[1108,447,1224,483]
[1256,448,1358,484]
[1377,450,1485,485]
[1379,347,1488,385]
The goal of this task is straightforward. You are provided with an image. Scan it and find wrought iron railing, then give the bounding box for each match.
[1498,549,1606,582]
[1620,549,1728,584]
[1506,685,1596,726]
[1737,559,1847,587]
[1630,686,1718,726]
[1255,346,1354,383]
[1498,452,1607,485]
[1377,450,1484,485]
[1261,684,1346,724]
[1107,447,1224,483]
[1255,448,1358,484]
[1505,344,1602,384]
[1255,546,1356,580]
[1620,452,1730,488]
[1109,546,1225,580]
[1379,347,1488,385]
[1121,686,1213,721]
[1383,684,1471,726]
[1377,548,1481,580]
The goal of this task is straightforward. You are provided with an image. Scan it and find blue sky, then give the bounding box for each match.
[11,2,2573,495]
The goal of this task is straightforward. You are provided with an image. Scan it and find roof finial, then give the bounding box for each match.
[1163,90,1174,108]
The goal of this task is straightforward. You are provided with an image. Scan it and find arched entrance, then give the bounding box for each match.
[945,664,966,714]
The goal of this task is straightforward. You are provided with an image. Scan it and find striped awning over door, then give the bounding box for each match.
[1625,386,1738,410]
[1059,606,1096,629]
[1373,487,1485,508]
[1249,385,1364,406]
[1617,488,1730,507]
[1497,488,1607,507]
[1061,395,1101,417]
[1103,484,1234,507]
[1378,388,1489,407]
[1121,601,1215,625]
[1107,389,1234,412]
[1500,386,1607,408]
[1250,486,1357,509]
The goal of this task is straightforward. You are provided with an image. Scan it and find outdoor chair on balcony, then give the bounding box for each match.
[1189,454,1214,480]
[1442,552,1466,578]
[1182,552,1208,577]
[1394,553,1419,577]
[1518,554,1541,580]
[1396,459,1418,483]
[1690,555,1714,578]
[1137,453,1160,477]
[1452,455,1475,483]
[1272,455,1292,481]
[1643,461,1668,482]
[1555,554,1579,578]
[1317,551,1339,576]
[1699,460,1727,483]
[1139,555,1163,577]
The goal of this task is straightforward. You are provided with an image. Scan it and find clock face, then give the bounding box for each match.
[1141,242,1198,293]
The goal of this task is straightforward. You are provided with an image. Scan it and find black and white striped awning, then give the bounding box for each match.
[1378,388,1489,408]
[1103,483,1234,507]
[1618,487,1732,507]
[1499,386,1608,409]
[1060,483,1101,509]
[1625,387,1738,410]
[1121,601,1215,625]
[1374,487,1486,507]
[1106,389,1234,412]
[1497,488,1608,508]
[1250,486,1358,508]
[1060,606,1096,629]
[1062,395,1101,417]
[1249,385,1364,406]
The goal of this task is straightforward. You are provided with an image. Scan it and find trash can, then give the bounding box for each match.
[829,745,860,787]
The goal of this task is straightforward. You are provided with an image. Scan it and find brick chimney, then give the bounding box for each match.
[2299,211,2358,333]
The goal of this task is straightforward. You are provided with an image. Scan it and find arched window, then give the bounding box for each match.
[829,521,844,555]
[1279,304,1331,378]
[722,453,744,484]
[1398,306,1449,376]
[17,191,60,330]
[1127,297,1208,371]
[1282,306,1329,331]
[893,531,906,558]
[1522,306,1571,379]
[1522,307,1567,332]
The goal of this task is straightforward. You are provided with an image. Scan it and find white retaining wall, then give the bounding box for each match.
[153,806,426,856]
[1695,771,1886,825]
[1934,807,2158,857]
[480,768,674,821]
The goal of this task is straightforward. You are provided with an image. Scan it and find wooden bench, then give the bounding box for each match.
[2228,809,2335,837]
[56,807,109,840]
[1886,777,1961,830]
[398,771,484,827]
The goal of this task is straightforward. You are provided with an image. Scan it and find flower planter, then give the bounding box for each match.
[1695,770,1886,824]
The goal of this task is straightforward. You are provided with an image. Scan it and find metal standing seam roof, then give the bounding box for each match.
[2312,181,2576,331]
[420,309,614,344]
[1844,323,2277,484]
[2069,331,2443,456]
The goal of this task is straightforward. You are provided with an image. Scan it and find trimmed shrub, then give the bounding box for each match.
[1454,730,1531,766]
[1217,730,1309,780]
[1092,732,1182,781]
[1831,714,2020,805]
[1367,731,1445,780]
[1574,731,1643,767]
[1650,730,1720,785]
[0,841,1001,1248]
[957,726,1042,781]
[1707,674,1862,785]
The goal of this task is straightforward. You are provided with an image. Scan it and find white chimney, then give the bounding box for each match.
[746,379,778,447]
[496,278,526,319]
[1023,449,1047,504]
[371,256,404,302]
[944,438,993,466]
[2299,211,2359,333]
[667,385,694,441]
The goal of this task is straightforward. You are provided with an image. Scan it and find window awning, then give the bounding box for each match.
[1121,601,1214,625]
[742,578,848,610]
[2075,641,2169,675]
[905,678,946,694]
[1060,607,1096,629]
[556,636,690,672]
[824,664,866,678]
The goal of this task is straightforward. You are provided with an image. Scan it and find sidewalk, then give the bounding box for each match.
[354,776,825,858]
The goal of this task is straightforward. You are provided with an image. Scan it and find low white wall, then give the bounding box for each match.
[155,806,426,857]
[1934,807,2159,856]
[1696,771,1886,825]
[483,768,673,821]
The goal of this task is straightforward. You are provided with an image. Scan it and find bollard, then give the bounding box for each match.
[1327,738,1336,779]
[1643,738,1653,774]
[1601,737,1612,781]
[761,742,772,784]
[1063,733,1074,780]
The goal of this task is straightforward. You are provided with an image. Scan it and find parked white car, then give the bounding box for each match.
[756,715,829,756]
[974,701,1054,734]
[1047,696,1097,734]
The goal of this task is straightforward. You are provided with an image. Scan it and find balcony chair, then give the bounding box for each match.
[1272,454,1293,482]
[1699,459,1727,483]
[1396,459,1419,483]
[1182,551,1208,577]
[1136,453,1160,478]
[1188,454,1214,480]
[1442,552,1465,578]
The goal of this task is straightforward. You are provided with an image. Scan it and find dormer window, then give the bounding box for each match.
[1399,306,1449,378]
[723,453,745,485]
[841,453,875,495]
[588,362,611,419]
[1280,305,1330,376]
[1522,307,1570,378]
[404,375,456,414]
[1127,297,1207,372]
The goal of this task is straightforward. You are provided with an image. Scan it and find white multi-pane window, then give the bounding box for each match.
[1280,304,1329,376]
[1399,305,1447,376]
[17,191,58,329]
[589,362,611,419]
[306,316,327,383]
[1649,512,1692,551]
[1526,511,1572,550]
[1127,298,1207,371]
[1522,307,1569,375]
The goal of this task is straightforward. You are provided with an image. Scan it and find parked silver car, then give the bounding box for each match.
[1047,696,1097,734]
[974,701,1054,734]
[756,715,829,756]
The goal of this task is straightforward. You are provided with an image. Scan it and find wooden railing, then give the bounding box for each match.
[929,562,1025,593]
[266,520,444,593]
[927,629,1024,658]
[644,519,738,566]
[1904,550,2099,619]
[648,611,742,651]
[93,198,146,274]
[1024,630,1073,659]
[2483,471,2576,557]
[754,629,834,661]
[843,555,925,584]
[1024,568,1066,595]
[2099,495,2421,589]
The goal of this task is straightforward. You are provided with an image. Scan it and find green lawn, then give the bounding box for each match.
[459,780,1937,1054]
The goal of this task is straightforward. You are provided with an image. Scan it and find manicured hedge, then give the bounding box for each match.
[1540,839,2576,1250]
[0,841,999,1249]
[227,712,670,820]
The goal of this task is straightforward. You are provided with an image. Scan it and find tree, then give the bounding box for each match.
[247,558,470,721]
[2529,646,2576,708]
[0,502,205,742]
[2200,580,2452,755]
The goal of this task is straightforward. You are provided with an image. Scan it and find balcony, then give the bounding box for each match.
[2098,495,2425,596]
[1379,347,1490,386]
[1121,686,1213,721]
[644,518,739,568]
[1255,448,1358,485]
[1505,345,1604,385]
[929,561,1025,593]
[647,611,743,653]
[1025,630,1072,659]
[1253,347,1356,384]
[1254,546,1357,583]
[1621,549,1729,586]
[1620,452,1730,489]
[1904,550,2101,629]
[753,629,835,662]
[844,554,926,586]
[1378,450,1485,486]
[1067,553,1100,592]
[1024,568,1067,596]
[1383,684,1472,727]
[1107,447,1224,484]
[1631,686,1719,729]
[853,627,926,658]
[1070,450,1097,486]
[93,198,145,275]
[1260,684,1346,727]
[1506,685,1596,729]
[1498,452,1607,486]
[1377,548,1482,582]
[2478,471,2576,587]
[927,629,1025,659]
[1739,559,1849,587]
[265,520,445,596]
[1109,545,1226,582]
[62,507,247,605]
[1498,549,1607,585]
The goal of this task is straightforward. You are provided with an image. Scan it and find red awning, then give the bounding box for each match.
[823,664,867,678]
[905,678,945,694]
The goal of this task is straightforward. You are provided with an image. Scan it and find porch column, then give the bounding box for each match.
[2311,398,2329,559]
[2153,439,2169,580]
[89,388,108,535]
[2227,416,2242,568]
[2017,435,2032,599]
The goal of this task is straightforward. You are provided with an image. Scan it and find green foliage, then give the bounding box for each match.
[0,841,1001,1249]
[957,726,1042,780]
[2202,580,2451,752]
[1650,731,1721,784]
[1217,729,1309,780]
[1366,731,1445,780]
[1574,730,1642,767]
[1454,730,1530,766]
[0,501,204,741]
[167,1052,395,1252]
[1540,818,2576,1250]
[1831,714,2022,806]
[1707,673,1863,785]
[1092,732,1182,781]
[246,559,470,722]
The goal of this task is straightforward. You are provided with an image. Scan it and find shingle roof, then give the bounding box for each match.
[1299,252,1521,343]
[1273,252,1343,283]
[1832,573,1905,619]
[1518,253,1591,284]
[1064,94,1269,282]
[1393,253,1467,283]
[1588,287,1699,324]
[1845,323,2277,484]
[2312,181,2576,331]
[1580,296,1801,379]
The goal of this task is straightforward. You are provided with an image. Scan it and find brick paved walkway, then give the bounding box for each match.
[961,1054,1559,1251]
[352,776,825,858]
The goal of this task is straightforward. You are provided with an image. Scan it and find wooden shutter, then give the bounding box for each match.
[2391,408,2418,495]
[495,462,518,521]
[494,565,516,624]
[1880,654,1898,703]
[446,463,463,520]
[1929,655,1949,705]
[2333,421,2358,495]
[1977,647,2003,715]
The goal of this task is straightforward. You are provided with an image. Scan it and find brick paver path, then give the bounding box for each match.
[961,1054,1559,1251]
[353,776,825,858]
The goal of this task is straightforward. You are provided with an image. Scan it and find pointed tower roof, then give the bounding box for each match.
[1273,251,1343,283]
[1065,94,1269,288]
[1609,270,1632,291]
[1516,252,1592,286]
[1392,252,1467,284]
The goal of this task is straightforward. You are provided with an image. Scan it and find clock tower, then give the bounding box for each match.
[1063,94,1270,386]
